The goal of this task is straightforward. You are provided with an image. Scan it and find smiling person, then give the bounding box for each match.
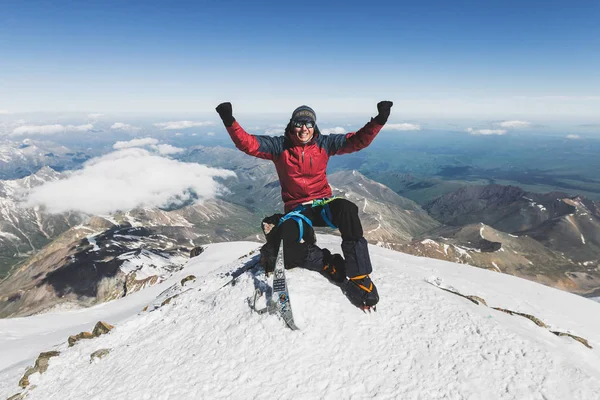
[216,101,393,309]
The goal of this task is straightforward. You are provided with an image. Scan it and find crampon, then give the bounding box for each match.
[360,304,377,313]
[343,274,379,312]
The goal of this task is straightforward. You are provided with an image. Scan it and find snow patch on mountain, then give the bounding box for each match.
[117,249,187,280]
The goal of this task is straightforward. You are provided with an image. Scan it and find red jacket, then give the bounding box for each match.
[226,120,384,212]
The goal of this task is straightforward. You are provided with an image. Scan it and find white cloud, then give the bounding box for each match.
[24,148,235,215]
[152,144,184,155]
[206,132,216,136]
[0,109,13,115]
[153,121,214,130]
[67,124,94,132]
[467,128,507,135]
[262,124,286,136]
[566,134,581,140]
[113,138,184,155]
[514,95,600,101]
[383,123,422,131]
[498,120,531,128]
[113,138,159,149]
[88,113,104,119]
[111,122,141,132]
[264,128,285,135]
[10,124,93,136]
[320,127,347,134]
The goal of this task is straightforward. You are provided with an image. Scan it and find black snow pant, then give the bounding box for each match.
[260,198,372,278]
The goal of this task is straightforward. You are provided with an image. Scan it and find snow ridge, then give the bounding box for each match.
[1,236,600,399]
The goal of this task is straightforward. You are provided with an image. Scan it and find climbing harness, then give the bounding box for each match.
[277,197,339,242]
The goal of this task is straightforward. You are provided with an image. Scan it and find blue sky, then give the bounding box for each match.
[1,0,599,118]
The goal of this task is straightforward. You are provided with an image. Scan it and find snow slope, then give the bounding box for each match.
[1,235,600,399]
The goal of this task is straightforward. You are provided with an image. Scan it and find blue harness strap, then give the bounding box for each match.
[310,197,338,229]
[278,210,313,242]
[277,197,338,242]
[320,207,336,229]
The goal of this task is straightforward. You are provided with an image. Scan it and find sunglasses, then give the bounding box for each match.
[291,120,315,129]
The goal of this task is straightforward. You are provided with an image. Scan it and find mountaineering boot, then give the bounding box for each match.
[321,249,346,284]
[343,274,379,309]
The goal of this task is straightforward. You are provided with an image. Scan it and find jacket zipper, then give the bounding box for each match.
[302,149,305,188]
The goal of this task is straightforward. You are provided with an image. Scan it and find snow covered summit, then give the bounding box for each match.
[1,235,600,399]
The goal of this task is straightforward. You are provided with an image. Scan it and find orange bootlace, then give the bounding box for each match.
[349,274,373,292]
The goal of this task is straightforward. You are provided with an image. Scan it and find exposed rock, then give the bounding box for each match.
[551,331,593,349]
[190,246,205,258]
[7,392,25,400]
[90,348,111,362]
[428,282,486,306]
[492,308,548,328]
[125,273,160,296]
[161,294,180,306]
[18,368,33,388]
[428,282,592,349]
[18,351,60,388]
[34,351,61,374]
[69,321,114,346]
[181,275,196,286]
[92,321,114,336]
[68,331,95,347]
[467,295,487,306]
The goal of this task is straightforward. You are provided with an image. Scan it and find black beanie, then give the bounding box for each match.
[291,105,316,122]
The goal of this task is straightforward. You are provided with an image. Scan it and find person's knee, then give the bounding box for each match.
[333,198,358,215]
[279,219,300,241]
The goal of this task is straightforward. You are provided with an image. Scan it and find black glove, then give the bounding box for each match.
[215,102,236,127]
[261,213,283,238]
[374,100,393,125]
[260,213,283,274]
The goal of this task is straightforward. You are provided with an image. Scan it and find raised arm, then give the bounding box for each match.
[326,101,393,156]
[215,102,283,160]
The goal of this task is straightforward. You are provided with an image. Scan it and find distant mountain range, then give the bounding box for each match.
[0,166,86,278]
[0,156,260,317]
[423,184,600,263]
[1,144,599,318]
[425,184,577,230]
[400,185,600,296]
[0,196,260,317]
[0,139,92,180]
